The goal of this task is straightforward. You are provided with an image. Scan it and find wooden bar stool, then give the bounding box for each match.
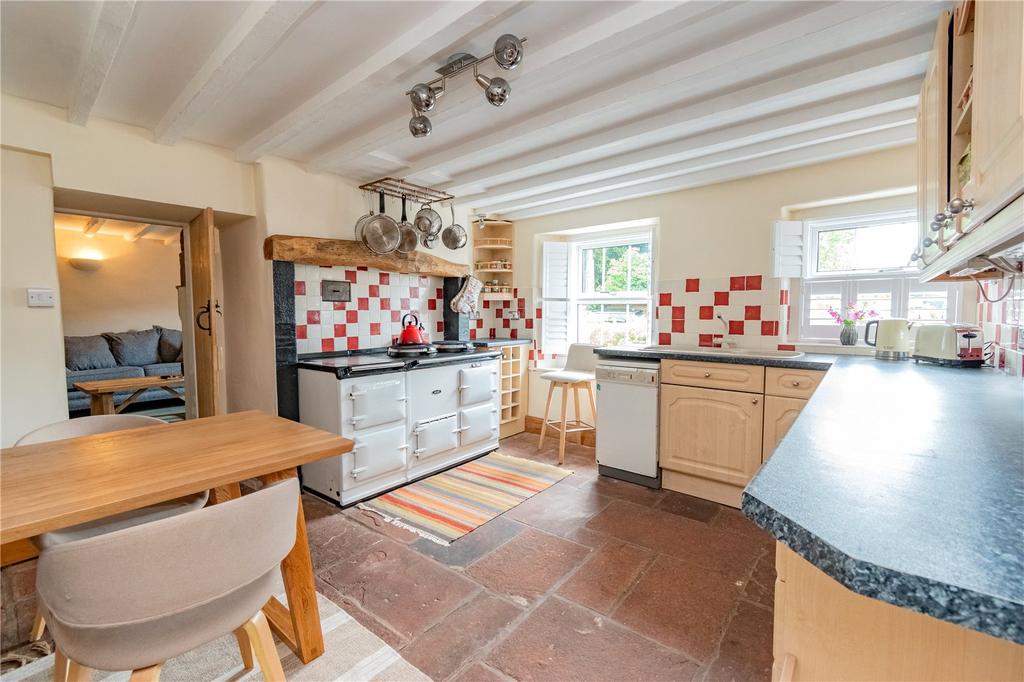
[538,344,598,464]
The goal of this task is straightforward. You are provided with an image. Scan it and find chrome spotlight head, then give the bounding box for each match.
[930,220,943,232]
[409,83,437,112]
[923,237,935,247]
[493,34,524,70]
[910,251,921,262]
[475,74,510,106]
[409,114,432,138]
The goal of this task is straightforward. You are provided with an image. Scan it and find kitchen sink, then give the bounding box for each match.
[638,345,804,359]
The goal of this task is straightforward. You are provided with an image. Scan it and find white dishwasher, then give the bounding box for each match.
[595,358,661,488]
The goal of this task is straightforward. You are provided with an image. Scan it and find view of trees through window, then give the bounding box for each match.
[815,218,918,274]
[581,242,650,294]
[577,240,651,346]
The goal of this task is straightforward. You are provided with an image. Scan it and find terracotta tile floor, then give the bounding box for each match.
[305,433,776,682]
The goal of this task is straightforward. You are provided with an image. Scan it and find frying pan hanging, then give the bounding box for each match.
[396,196,418,253]
[361,192,400,254]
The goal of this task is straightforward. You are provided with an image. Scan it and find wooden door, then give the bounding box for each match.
[916,11,949,261]
[189,207,220,417]
[970,0,1024,216]
[762,396,806,462]
[659,384,763,486]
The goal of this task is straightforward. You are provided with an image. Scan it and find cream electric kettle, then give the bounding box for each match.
[864,319,913,360]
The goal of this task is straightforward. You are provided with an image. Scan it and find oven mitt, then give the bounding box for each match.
[450,276,482,315]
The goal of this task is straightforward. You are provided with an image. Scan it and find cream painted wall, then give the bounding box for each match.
[1,148,68,446]
[54,230,181,336]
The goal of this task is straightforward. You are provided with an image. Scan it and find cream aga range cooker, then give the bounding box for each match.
[297,347,501,506]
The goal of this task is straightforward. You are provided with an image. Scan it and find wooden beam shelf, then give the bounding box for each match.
[264,235,470,277]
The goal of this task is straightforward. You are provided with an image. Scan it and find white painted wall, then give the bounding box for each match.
[1,148,68,446]
[54,230,181,336]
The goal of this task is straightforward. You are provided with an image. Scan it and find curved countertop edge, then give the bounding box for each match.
[593,346,836,370]
[741,491,1024,645]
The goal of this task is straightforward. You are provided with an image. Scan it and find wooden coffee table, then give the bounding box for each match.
[73,375,185,415]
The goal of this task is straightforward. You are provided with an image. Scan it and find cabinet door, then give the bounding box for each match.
[762,396,807,462]
[764,368,825,399]
[917,11,949,262]
[412,414,459,463]
[407,365,459,422]
[344,423,408,489]
[661,359,765,392]
[659,384,763,486]
[460,402,499,447]
[347,376,405,430]
[459,363,498,405]
[971,0,1024,216]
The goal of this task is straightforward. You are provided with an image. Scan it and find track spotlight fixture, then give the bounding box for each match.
[404,34,526,137]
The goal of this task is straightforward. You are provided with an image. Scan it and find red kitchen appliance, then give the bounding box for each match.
[397,313,428,345]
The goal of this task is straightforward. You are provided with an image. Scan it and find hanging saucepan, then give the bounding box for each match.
[441,204,467,249]
[361,192,400,254]
[353,191,374,241]
[396,196,418,253]
[414,201,442,236]
[420,231,437,249]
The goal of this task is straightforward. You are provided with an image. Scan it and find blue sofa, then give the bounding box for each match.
[65,327,184,412]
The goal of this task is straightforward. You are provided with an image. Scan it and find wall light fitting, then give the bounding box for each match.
[69,257,103,271]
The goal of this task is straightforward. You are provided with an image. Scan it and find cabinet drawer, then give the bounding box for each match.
[661,359,765,392]
[765,368,825,399]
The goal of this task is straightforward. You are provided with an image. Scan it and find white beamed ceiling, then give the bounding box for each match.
[1,1,948,219]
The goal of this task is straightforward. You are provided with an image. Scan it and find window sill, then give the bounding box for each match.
[793,342,877,356]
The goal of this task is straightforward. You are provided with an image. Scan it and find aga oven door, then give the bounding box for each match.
[343,423,408,489]
[459,402,499,447]
[459,362,498,406]
[412,414,459,464]
[345,375,406,432]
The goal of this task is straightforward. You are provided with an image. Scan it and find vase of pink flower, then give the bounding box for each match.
[827,304,878,346]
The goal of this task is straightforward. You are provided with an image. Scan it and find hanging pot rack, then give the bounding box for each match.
[358,177,454,206]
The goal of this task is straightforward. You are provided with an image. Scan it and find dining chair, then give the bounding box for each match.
[37,478,298,682]
[538,343,598,464]
[16,415,210,640]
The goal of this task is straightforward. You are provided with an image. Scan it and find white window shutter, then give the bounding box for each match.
[771,220,804,278]
[542,241,570,354]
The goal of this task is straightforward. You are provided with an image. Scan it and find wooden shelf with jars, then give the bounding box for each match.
[473,217,515,300]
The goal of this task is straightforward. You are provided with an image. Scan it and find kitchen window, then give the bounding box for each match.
[542,231,653,352]
[799,210,959,341]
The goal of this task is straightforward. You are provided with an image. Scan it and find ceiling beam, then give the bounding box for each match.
[304,0,726,173]
[467,80,921,209]
[484,111,917,214]
[83,217,105,235]
[67,1,137,126]
[397,3,936,184]
[125,224,155,242]
[154,1,316,145]
[234,0,513,161]
[448,39,930,199]
[502,126,916,221]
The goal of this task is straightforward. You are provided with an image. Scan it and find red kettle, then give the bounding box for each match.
[398,313,427,345]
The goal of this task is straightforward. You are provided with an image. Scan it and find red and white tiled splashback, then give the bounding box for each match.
[293,264,445,354]
[978,277,1024,377]
[470,287,539,342]
[655,275,793,350]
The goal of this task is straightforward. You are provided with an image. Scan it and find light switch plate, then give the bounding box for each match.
[27,288,56,308]
[321,280,351,302]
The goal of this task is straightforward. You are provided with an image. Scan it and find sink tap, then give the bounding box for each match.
[716,315,737,349]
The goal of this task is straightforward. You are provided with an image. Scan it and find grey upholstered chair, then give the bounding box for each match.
[37,478,298,682]
[16,415,210,640]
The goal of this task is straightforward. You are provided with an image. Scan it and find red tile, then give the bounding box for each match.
[780,289,789,305]
[476,319,484,328]
[503,319,511,328]
[334,324,346,337]
[379,272,390,285]
[400,298,410,309]
[483,300,491,309]
[437,321,445,333]
[518,298,526,308]
[380,297,390,310]
[671,306,685,319]
[659,333,671,345]
[502,300,511,309]
[356,266,368,272]
[659,292,672,306]
[777,343,796,351]
[699,306,714,320]
[369,284,379,297]
[357,297,369,310]
[370,323,381,336]
[345,270,357,283]
[536,307,543,319]
[525,319,534,329]
[470,329,477,340]
[296,325,307,339]
[729,276,745,291]
[699,334,714,347]
[685,278,700,292]
[436,288,444,299]
[729,320,744,335]
[306,310,320,324]
[672,319,685,333]
[745,275,762,291]
[347,337,359,350]
[346,310,358,323]
[428,299,437,310]
[511,328,518,339]
[294,281,306,295]
[410,287,420,299]
[489,328,496,338]
[761,321,778,336]
[714,291,729,306]
[333,301,345,310]
[744,305,761,320]
[321,338,334,352]
[392,310,401,322]
[655,308,660,320]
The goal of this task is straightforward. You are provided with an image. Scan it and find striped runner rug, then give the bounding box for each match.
[359,452,571,545]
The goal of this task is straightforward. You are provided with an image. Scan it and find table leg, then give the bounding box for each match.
[258,468,323,664]
[89,394,114,416]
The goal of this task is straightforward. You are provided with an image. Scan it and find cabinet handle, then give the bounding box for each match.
[752,398,759,404]
[792,380,801,387]
[704,371,711,378]
[351,466,368,479]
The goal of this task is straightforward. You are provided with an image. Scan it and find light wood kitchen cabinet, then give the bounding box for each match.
[661,359,765,393]
[917,10,950,261]
[762,396,806,462]
[764,367,825,400]
[660,384,763,491]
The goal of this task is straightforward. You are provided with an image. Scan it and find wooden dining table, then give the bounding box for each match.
[0,410,353,664]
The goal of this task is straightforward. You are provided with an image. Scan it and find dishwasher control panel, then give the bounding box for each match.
[596,365,659,385]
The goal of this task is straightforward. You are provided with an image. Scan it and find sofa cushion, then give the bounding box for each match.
[153,326,183,363]
[142,363,183,377]
[66,366,144,391]
[103,329,161,367]
[64,335,117,371]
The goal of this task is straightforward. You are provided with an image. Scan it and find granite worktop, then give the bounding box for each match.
[594,345,836,370]
[738,355,1024,643]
